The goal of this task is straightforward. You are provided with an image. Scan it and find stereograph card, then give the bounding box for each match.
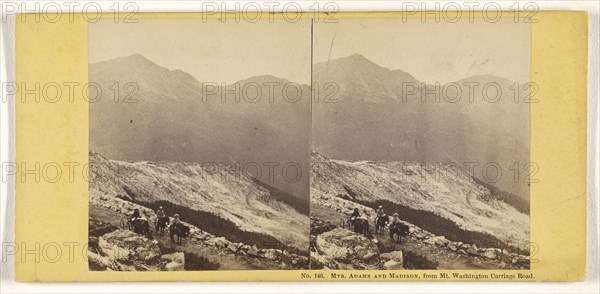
[11,11,588,282]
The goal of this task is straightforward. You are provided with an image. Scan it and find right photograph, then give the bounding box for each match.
[309,18,532,270]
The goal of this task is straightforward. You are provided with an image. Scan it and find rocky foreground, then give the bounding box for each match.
[89,192,309,271]
[310,204,530,270]
[310,224,404,270]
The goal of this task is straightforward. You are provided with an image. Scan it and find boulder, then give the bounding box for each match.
[99,229,161,262]
[206,237,228,248]
[483,248,498,260]
[161,252,184,263]
[227,243,238,253]
[432,236,449,247]
[466,244,479,256]
[447,243,458,251]
[248,245,259,256]
[93,229,162,271]
[165,261,184,271]
[263,249,280,261]
[162,252,185,271]
[380,251,403,263]
[383,260,403,270]
[314,228,380,269]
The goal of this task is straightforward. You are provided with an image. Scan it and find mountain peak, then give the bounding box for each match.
[91,54,163,71]
[314,54,388,77]
[326,54,380,68]
[459,74,513,85]
[236,74,292,85]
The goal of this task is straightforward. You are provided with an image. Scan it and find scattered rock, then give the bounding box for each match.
[248,245,259,256]
[466,244,479,256]
[314,228,380,269]
[380,251,403,263]
[228,243,238,253]
[432,236,449,247]
[383,259,403,270]
[414,232,427,239]
[447,243,458,251]
[161,252,185,271]
[310,218,337,235]
[89,219,119,237]
[483,248,498,260]
[263,249,280,261]
[93,229,162,271]
[162,252,184,263]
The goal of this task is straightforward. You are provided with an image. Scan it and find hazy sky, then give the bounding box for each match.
[90,17,530,85]
[89,18,312,84]
[314,18,531,83]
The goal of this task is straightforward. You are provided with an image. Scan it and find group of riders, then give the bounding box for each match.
[347,206,409,242]
[127,207,190,243]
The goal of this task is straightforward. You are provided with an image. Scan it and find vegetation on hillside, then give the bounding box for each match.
[125,197,307,255]
[356,198,529,255]
[472,177,530,215]
[252,178,309,216]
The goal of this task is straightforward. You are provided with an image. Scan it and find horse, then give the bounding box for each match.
[389,222,410,244]
[375,215,389,235]
[170,223,190,244]
[350,217,370,236]
[131,218,151,236]
[155,217,169,236]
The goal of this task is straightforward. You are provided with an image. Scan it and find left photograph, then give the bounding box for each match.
[87,18,312,271]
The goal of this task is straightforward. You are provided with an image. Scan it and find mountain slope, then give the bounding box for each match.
[89,151,309,252]
[310,152,529,252]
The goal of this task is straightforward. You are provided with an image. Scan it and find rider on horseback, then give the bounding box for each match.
[389,212,401,228]
[169,214,190,243]
[157,206,166,218]
[375,205,386,222]
[155,206,169,233]
[349,208,360,220]
[130,209,141,222]
[171,214,180,226]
